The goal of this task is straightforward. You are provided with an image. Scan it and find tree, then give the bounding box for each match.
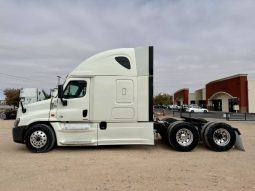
[153,93,173,105]
[4,88,20,107]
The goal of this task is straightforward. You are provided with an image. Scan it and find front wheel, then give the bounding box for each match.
[25,124,56,153]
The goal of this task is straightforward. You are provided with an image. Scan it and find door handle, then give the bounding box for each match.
[83,110,88,117]
[100,121,107,130]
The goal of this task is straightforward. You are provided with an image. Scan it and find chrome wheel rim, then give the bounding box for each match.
[30,131,47,148]
[213,128,230,146]
[176,128,193,146]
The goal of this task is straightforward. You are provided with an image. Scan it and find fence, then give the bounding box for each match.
[171,111,225,119]
[169,110,255,121]
[225,113,255,121]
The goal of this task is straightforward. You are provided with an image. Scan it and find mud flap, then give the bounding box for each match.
[233,128,245,151]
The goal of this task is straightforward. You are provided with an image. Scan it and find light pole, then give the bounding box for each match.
[57,76,61,85]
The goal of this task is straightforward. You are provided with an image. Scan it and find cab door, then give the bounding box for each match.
[56,78,97,146]
[57,79,90,121]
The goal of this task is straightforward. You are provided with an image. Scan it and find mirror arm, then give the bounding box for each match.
[19,99,26,113]
[60,98,67,106]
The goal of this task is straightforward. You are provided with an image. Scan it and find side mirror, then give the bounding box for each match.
[58,85,64,99]
[58,85,67,106]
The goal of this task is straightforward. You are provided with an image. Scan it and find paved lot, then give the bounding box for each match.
[0,119,255,191]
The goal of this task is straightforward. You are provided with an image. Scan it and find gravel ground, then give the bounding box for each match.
[0,119,255,191]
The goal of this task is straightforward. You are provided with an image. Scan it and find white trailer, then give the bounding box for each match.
[12,47,244,153]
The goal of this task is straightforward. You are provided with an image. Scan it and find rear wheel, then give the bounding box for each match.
[201,122,214,142]
[204,123,236,151]
[166,121,183,146]
[167,122,199,152]
[25,124,56,153]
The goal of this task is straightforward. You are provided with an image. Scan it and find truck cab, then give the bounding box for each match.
[13,47,155,152]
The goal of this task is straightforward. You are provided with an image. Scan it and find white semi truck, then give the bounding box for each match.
[12,47,243,153]
[20,88,46,106]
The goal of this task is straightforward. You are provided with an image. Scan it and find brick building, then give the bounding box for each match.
[174,74,255,113]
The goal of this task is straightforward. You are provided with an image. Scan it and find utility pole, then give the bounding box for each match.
[57,76,61,85]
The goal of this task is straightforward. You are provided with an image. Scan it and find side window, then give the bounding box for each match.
[63,81,87,99]
[115,56,131,69]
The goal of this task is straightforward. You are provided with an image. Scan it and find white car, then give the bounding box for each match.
[186,106,208,113]
[168,105,180,110]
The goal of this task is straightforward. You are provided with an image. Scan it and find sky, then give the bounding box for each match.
[1,0,255,100]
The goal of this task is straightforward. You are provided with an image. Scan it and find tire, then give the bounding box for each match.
[166,121,183,146]
[167,122,199,152]
[191,110,194,113]
[203,110,208,113]
[204,123,236,151]
[158,119,178,143]
[25,124,56,153]
[200,122,214,142]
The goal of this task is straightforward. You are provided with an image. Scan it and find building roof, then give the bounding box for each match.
[174,88,189,95]
[206,74,248,85]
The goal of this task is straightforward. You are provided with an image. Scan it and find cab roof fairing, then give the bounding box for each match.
[69,47,151,78]
[69,48,137,77]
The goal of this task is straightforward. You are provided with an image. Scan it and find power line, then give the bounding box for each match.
[0,72,34,81]
[0,72,49,82]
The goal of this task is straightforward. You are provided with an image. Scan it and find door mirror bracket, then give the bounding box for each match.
[58,85,67,106]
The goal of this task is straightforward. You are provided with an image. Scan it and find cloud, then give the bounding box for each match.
[0,0,255,100]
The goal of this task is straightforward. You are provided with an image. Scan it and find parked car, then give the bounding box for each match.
[169,105,181,110]
[168,105,174,109]
[180,105,189,112]
[154,105,168,109]
[0,110,17,120]
[186,106,208,113]
[168,105,180,110]
[154,105,160,109]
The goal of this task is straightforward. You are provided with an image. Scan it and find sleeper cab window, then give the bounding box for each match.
[63,80,87,99]
[115,56,131,69]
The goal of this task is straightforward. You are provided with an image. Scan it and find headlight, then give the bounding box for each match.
[14,118,20,127]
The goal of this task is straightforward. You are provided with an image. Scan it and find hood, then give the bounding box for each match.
[17,99,52,126]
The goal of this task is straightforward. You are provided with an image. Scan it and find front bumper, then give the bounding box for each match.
[12,126,26,144]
